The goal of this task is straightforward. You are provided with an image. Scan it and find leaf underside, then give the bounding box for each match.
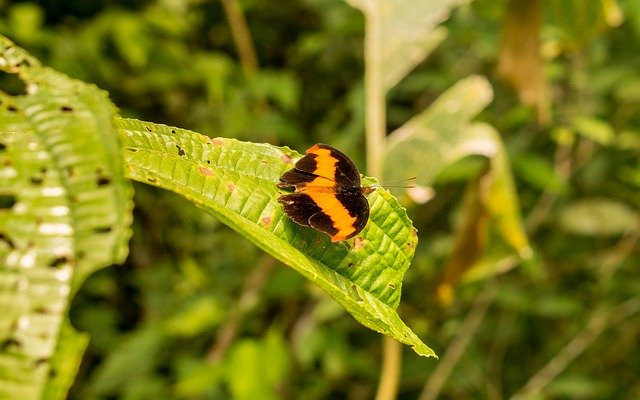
[0,36,133,400]
[386,75,531,271]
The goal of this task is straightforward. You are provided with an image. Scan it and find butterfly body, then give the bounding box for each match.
[278,144,373,242]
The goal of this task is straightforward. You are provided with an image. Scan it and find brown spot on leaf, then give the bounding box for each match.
[353,237,365,250]
[281,154,292,164]
[261,216,272,227]
[198,166,214,176]
[212,138,224,146]
[227,183,235,192]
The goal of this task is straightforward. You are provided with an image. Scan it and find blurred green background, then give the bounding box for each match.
[2,0,640,399]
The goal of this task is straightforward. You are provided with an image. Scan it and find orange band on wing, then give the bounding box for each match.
[308,146,337,181]
[306,192,356,239]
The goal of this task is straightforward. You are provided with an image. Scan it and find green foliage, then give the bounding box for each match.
[0,35,132,399]
[1,0,640,399]
[118,117,432,356]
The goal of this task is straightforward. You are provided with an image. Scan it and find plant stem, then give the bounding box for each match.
[375,337,401,400]
[220,0,258,74]
[509,297,640,400]
[364,3,386,178]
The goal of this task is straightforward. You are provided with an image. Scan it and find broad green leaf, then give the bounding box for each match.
[558,198,639,236]
[385,76,531,282]
[549,0,622,51]
[117,118,435,357]
[83,327,164,398]
[0,36,133,399]
[345,0,467,90]
[571,116,616,145]
[225,329,290,400]
[512,153,566,193]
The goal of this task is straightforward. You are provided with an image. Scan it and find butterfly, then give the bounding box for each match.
[277,144,374,242]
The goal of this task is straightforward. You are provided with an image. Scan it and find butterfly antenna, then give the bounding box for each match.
[381,176,417,188]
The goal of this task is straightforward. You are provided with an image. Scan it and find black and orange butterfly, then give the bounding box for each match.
[277,144,374,242]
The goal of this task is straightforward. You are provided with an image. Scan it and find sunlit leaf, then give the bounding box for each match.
[385,76,531,292]
[497,0,549,124]
[572,116,616,145]
[512,153,566,193]
[345,0,467,90]
[117,118,435,357]
[559,198,638,236]
[0,36,133,400]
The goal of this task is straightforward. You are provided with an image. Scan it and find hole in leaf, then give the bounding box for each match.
[95,167,111,186]
[33,306,51,315]
[145,126,152,132]
[0,72,27,96]
[176,145,185,156]
[97,176,111,186]
[61,105,73,113]
[0,232,15,249]
[6,104,19,113]
[30,167,47,184]
[34,357,49,367]
[93,226,112,234]
[49,256,70,268]
[125,147,138,152]
[0,195,17,209]
[1,338,22,351]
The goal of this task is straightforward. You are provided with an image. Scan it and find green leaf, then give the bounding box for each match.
[572,116,616,145]
[83,327,164,398]
[0,36,133,399]
[224,329,290,400]
[117,118,435,357]
[345,0,465,89]
[558,198,639,236]
[512,153,566,193]
[385,76,531,272]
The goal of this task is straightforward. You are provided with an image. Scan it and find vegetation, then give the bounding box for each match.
[1,0,639,399]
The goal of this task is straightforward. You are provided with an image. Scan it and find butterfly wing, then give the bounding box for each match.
[278,144,361,189]
[278,143,369,242]
[279,190,369,242]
